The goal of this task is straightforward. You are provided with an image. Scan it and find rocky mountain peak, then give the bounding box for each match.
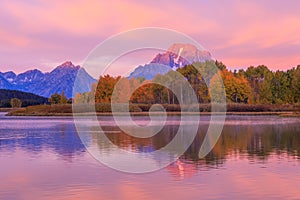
[0,71,16,82]
[58,61,78,68]
[130,43,213,80]
[150,43,212,70]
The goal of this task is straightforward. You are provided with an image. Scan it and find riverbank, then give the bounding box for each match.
[0,108,16,112]
[11,112,296,117]
[4,104,300,117]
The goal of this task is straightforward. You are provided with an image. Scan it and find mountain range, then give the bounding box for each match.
[0,43,211,98]
[128,43,212,80]
[0,61,96,98]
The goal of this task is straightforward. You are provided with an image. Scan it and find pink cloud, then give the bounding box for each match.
[0,1,299,73]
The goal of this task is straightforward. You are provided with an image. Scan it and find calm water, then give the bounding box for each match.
[0,113,300,200]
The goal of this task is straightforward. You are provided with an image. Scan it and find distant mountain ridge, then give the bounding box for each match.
[129,43,212,80]
[0,61,96,98]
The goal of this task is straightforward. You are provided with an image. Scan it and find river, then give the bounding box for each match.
[0,113,299,199]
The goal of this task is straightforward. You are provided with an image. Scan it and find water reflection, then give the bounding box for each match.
[0,116,85,160]
[0,114,300,199]
[90,116,300,169]
[0,115,299,167]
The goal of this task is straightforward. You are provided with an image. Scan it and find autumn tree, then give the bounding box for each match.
[215,60,227,71]
[271,71,291,104]
[112,77,140,103]
[60,90,68,104]
[10,98,22,108]
[209,74,225,103]
[245,65,273,103]
[131,81,155,104]
[221,70,253,103]
[177,63,210,103]
[152,74,169,104]
[73,92,92,104]
[49,93,61,104]
[259,72,274,104]
[291,66,300,103]
[89,62,299,106]
[95,75,121,103]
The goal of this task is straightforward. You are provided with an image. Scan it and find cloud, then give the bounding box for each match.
[0,0,299,72]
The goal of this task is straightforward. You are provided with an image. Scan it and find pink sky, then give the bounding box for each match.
[0,0,300,74]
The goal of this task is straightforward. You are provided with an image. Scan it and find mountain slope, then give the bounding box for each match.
[0,74,13,89]
[0,61,97,98]
[32,62,80,98]
[34,62,96,98]
[0,71,16,82]
[128,63,172,80]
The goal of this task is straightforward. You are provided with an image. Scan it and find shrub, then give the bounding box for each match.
[10,98,22,108]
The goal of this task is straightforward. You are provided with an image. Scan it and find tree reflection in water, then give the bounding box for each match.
[93,119,300,176]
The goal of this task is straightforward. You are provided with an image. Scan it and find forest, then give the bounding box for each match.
[74,61,300,106]
[0,89,48,108]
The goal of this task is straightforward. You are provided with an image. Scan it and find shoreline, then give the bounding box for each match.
[3,111,300,117]
[0,108,16,112]
[3,104,300,117]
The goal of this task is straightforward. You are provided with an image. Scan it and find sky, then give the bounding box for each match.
[0,0,300,75]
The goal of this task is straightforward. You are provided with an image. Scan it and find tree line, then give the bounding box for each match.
[0,89,48,108]
[74,61,300,105]
[0,89,72,108]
